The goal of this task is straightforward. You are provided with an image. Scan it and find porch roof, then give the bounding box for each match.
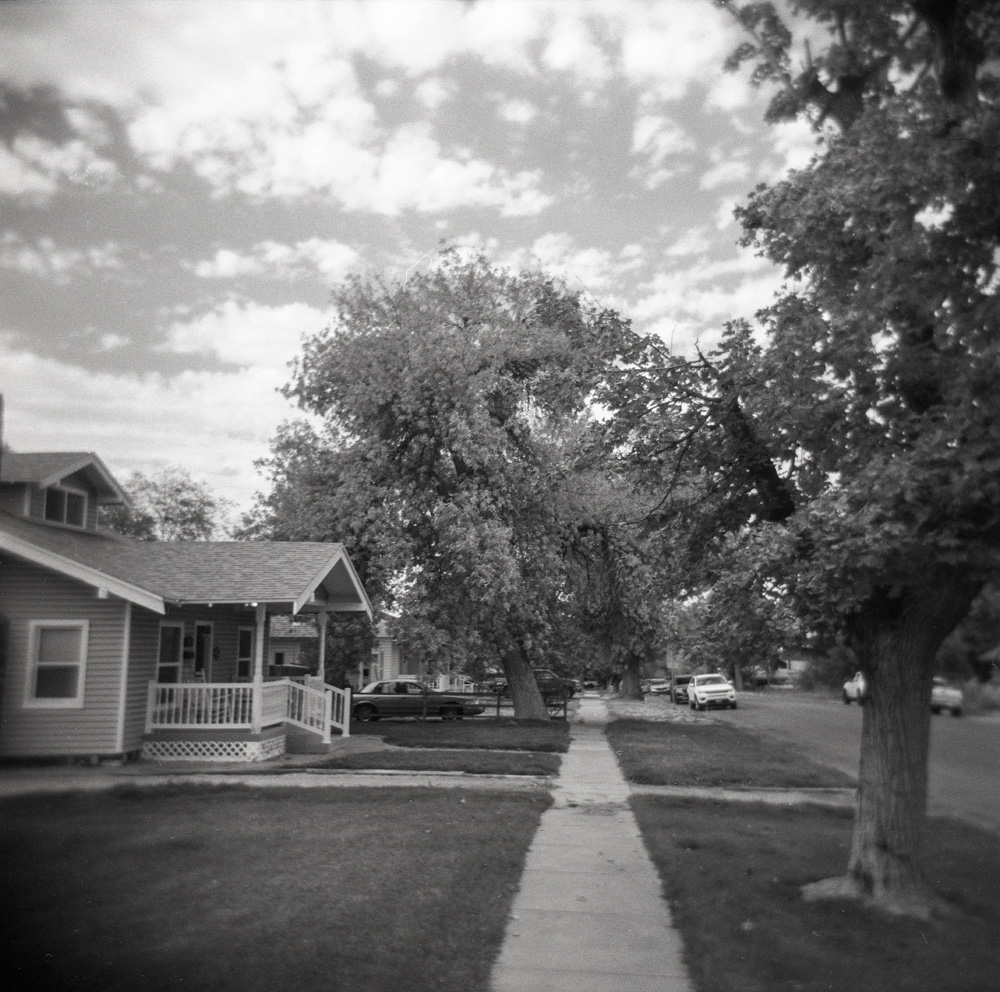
[0,510,372,617]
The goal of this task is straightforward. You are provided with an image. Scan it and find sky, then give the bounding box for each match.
[0,0,817,518]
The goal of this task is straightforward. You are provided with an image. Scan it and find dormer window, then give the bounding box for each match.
[44,486,87,527]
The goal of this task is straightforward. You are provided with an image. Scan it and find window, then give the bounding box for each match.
[26,620,88,707]
[157,623,183,683]
[237,627,254,679]
[44,487,87,527]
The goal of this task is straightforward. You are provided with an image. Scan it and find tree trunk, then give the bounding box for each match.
[501,645,549,720]
[619,654,644,700]
[802,575,979,917]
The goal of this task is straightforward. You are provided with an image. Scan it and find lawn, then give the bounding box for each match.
[350,717,570,752]
[606,718,855,788]
[632,796,1000,992]
[0,784,550,992]
[315,747,560,776]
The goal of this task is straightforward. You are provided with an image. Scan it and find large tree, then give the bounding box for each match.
[263,253,637,718]
[608,1,1000,915]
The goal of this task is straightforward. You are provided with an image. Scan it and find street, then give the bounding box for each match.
[707,690,1000,834]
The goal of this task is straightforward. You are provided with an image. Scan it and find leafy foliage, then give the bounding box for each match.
[102,467,232,541]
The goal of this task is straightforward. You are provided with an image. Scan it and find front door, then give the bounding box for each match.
[193,623,213,681]
[157,623,183,683]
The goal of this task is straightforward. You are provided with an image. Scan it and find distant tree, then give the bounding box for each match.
[103,467,232,541]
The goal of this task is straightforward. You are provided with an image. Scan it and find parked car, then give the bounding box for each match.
[582,679,599,690]
[671,675,693,705]
[501,668,576,700]
[352,680,485,722]
[688,674,737,710]
[647,679,672,694]
[931,677,963,716]
[842,672,867,704]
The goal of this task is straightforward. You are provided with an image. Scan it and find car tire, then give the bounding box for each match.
[731,701,738,709]
[689,700,695,710]
[440,705,461,721]
[931,706,941,715]
[353,705,378,723]
[951,708,962,718]
[842,692,851,704]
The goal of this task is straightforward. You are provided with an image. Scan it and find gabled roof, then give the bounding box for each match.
[0,511,372,617]
[0,452,129,504]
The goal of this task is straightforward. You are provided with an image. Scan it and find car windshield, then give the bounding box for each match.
[696,676,727,685]
[675,676,691,684]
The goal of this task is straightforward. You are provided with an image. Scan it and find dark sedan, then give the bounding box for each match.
[671,675,693,705]
[351,680,486,722]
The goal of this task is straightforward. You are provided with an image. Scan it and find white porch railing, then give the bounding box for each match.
[145,679,351,740]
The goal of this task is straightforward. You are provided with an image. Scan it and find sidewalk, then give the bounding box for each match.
[489,696,692,992]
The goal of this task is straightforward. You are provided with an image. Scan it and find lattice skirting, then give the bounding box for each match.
[142,734,286,763]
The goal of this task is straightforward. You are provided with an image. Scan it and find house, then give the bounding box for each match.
[0,446,372,762]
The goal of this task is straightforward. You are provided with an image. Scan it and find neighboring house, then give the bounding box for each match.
[366,617,405,686]
[0,448,372,763]
[268,615,317,672]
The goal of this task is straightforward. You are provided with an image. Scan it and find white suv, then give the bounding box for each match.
[688,674,737,711]
[842,672,867,704]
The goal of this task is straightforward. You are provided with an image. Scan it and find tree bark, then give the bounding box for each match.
[619,653,645,700]
[501,644,549,720]
[802,574,979,917]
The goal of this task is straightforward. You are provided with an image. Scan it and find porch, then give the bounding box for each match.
[143,677,352,762]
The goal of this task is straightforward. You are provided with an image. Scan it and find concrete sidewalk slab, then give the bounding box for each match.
[490,696,692,992]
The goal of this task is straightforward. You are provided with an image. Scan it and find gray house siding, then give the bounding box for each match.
[123,606,160,753]
[0,557,129,757]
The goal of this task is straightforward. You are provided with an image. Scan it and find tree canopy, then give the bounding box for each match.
[249,253,648,716]
[603,0,1000,915]
[102,467,232,541]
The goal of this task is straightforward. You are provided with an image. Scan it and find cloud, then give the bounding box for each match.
[161,299,331,373]
[699,156,752,191]
[0,232,126,282]
[632,249,783,352]
[631,113,696,189]
[498,98,538,124]
[190,238,360,282]
[0,135,118,202]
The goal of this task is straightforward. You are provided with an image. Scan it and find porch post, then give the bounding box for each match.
[317,608,328,685]
[251,602,266,734]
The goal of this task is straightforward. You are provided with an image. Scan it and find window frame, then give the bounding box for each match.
[43,484,89,528]
[156,622,184,684]
[24,619,89,709]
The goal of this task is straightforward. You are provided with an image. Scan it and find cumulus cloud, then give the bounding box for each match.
[632,249,783,352]
[190,238,359,282]
[0,336,298,509]
[0,232,126,282]
[0,135,118,202]
[161,298,331,372]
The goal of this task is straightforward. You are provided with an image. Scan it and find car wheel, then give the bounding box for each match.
[842,692,851,705]
[731,701,738,709]
[931,706,941,715]
[951,708,962,718]
[353,704,378,723]
[440,705,461,721]
[689,700,695,710]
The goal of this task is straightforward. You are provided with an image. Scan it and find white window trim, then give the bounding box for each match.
[157,621,184,683]
[44,484,90,528]
[24,619,89,709]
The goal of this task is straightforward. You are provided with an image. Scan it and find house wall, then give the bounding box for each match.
[122,606,160,753]
[0,484,29,517]
[157,604,260,683]
[0,557,129,757]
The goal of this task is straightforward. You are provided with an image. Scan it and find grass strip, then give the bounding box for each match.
[315,747,560,776]
[350,718,570,752]
[606,718,854,788]
[0,784,550,992]
[632,796,1000,992]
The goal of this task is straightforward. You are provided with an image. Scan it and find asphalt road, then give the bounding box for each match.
[705,690,1000,834]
